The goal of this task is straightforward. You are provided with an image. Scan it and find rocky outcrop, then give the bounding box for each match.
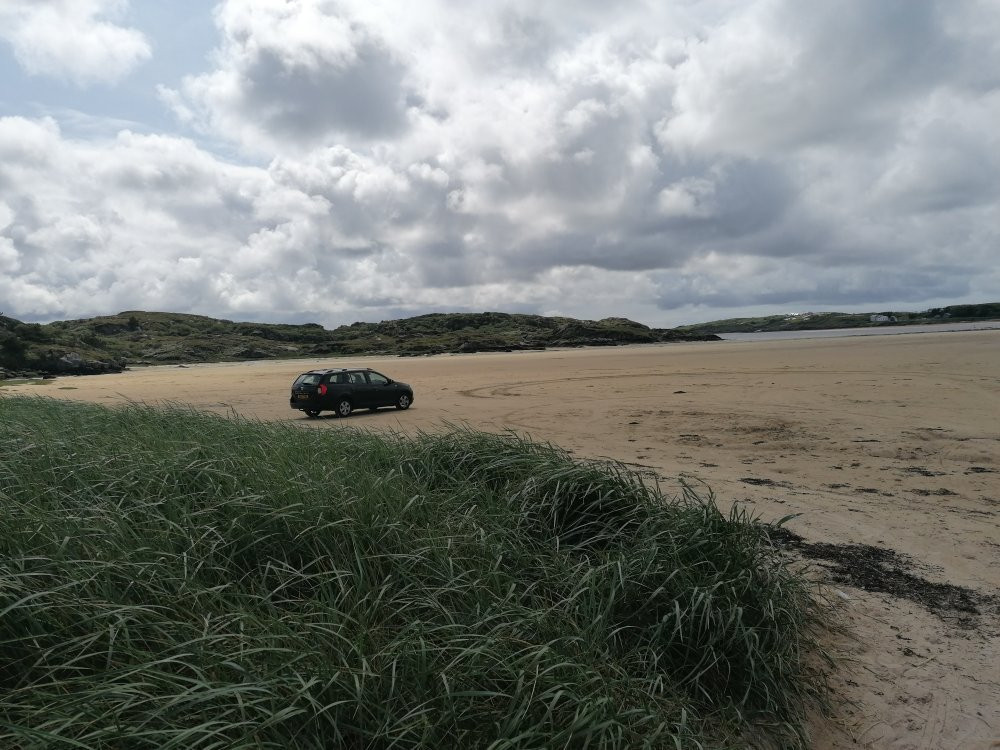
[35,351,126,376]
[232,347,272,359]
[1,310,724,376]
[654,330,722,342]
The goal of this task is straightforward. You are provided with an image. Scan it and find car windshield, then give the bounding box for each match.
[294,373,323,385]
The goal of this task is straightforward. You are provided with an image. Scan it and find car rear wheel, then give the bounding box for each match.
[305,409,321,418]
[396,393,411,410]
[335,398,353,418]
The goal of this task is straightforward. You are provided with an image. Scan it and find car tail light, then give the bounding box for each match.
[318,384,327,396]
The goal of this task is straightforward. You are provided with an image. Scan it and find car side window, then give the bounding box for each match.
[349,372,367,385]
[368,372,388,386]
[331,372,348,384]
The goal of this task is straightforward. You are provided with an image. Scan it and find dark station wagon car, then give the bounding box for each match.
[290,368,414,418]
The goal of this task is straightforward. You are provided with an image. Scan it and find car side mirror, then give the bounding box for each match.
[386,379,394,384]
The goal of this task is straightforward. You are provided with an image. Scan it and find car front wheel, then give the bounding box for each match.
[396,393,411,410]
[335,398,353,418]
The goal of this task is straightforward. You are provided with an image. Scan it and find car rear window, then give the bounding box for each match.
[294,373,323,385]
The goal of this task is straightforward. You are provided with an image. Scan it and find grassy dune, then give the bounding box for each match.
[0,398,826,748]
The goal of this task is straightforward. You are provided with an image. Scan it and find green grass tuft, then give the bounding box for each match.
[0,396,828,748]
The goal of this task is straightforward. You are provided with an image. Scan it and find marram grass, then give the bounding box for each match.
[0,396,827,749]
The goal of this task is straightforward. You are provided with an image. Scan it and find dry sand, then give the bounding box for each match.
[6,329,999,748]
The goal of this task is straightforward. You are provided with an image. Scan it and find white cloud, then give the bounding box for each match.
[0,0,151,86]
[0,237,20,273]
[873,90,1000,213]
[658,0,962,156]
[162,0,411,153]
[1,1,999,326]
[0,201,14,230]
[658,177,716,218]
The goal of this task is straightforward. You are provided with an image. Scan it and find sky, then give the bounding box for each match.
[0,0,998,328]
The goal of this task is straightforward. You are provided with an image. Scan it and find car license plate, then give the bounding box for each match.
[296,394,310,400]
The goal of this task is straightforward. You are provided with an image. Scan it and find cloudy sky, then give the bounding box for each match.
[1,0,997,327]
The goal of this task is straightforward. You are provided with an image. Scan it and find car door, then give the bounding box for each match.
[347,370,373,407]
[366,371,393,406]
[325,372,348,406]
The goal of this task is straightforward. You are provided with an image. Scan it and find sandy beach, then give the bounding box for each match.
[6,329,998,748]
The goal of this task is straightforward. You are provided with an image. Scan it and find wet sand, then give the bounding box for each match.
[7,329,999,748]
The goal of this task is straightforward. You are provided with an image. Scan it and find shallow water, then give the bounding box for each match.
[718,320,1000,341]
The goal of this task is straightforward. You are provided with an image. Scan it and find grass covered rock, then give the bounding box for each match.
[0,397,827,748]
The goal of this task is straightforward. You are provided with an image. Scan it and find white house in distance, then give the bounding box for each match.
[870,314,897,323]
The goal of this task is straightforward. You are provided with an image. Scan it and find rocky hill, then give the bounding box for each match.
[0,311,719,378]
